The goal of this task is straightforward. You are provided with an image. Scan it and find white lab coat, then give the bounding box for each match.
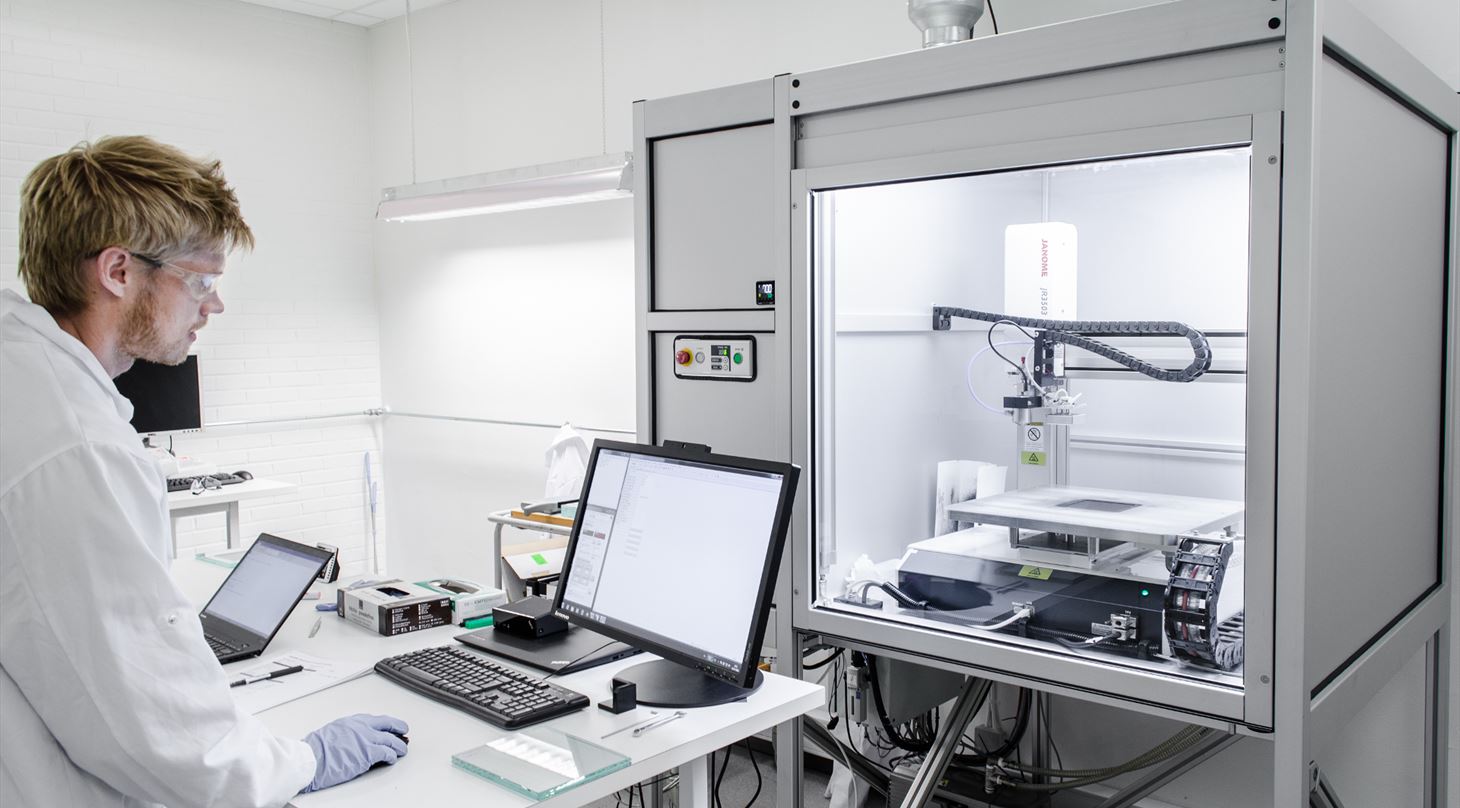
[542,424,589,500]
[0,290,316,807]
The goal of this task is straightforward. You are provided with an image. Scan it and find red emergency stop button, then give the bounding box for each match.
[676,349,693,365]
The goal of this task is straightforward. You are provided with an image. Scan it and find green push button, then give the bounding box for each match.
[733,352,744,365]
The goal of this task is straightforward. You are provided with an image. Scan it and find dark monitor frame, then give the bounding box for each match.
[113,354,203,436]
[552,440,800,691]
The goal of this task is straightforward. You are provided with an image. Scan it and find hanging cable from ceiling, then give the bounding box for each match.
[404,0,417,185]
[599,0,608,156]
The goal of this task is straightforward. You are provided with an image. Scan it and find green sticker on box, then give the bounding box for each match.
[1018,565,1052,580]
[531,553,548,565]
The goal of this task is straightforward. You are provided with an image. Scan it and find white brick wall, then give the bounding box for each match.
[0,0,387,576]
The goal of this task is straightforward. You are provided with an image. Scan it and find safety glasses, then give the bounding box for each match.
[129,251,223,300]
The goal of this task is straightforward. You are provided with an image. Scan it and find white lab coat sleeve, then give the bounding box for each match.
[0,442,317,807]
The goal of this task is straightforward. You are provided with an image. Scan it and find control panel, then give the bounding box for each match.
[672,335,757,382]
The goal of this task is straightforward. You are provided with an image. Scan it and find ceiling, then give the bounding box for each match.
[232,0,455,28]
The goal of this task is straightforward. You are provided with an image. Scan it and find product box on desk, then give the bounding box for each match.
[338,579,452,636]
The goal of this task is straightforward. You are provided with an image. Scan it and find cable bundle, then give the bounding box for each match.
[1163,537,1242,670]
[993,725,1218,791]
[931,305,1213,383]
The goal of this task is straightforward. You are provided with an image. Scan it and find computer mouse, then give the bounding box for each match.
[234,470,253,481]
[369,731,409,770]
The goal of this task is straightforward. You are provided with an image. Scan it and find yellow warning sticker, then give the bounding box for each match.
[1018,566,1053,580]
[1022,451,1046,466]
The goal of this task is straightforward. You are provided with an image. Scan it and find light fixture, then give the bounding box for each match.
[377,152,632,222]
[377,1,631,223]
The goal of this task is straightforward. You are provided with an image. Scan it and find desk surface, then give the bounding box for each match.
[170,559,819,807]
[167,478,295,510]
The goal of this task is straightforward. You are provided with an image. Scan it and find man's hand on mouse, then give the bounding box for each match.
[299,713,410,792]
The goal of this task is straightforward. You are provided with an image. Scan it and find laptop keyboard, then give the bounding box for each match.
[376,646,589,729]
[206,635,243,657]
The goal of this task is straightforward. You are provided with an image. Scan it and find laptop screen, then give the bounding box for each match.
[202,535,329,636]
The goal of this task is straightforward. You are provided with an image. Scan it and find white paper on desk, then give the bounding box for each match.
[230,651,373,715]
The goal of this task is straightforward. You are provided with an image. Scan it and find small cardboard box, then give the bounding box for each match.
[416,578,509,625]
[338,579,452,636]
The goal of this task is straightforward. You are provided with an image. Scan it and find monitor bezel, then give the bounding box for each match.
[552,439,799,690]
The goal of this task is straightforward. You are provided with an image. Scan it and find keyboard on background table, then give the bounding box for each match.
[375,646,590,729]
[167,473,245,493]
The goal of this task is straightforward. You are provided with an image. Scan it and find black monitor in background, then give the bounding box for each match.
[552,440,800,708]
[112,355,203,436]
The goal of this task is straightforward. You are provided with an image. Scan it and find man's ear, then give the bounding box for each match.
[94,247,136,300]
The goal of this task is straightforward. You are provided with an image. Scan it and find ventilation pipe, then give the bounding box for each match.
[908,0,986,48]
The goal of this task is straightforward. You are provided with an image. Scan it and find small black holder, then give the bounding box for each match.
[316,543,340,583]
[598,678,637,714]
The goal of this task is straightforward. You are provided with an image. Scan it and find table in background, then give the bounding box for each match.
[167,477,295,556]
[486,508,573,593]
[170,558,821,808]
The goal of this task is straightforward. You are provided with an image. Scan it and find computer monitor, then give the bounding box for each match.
[113,355,203,436]
[553,440,799,708]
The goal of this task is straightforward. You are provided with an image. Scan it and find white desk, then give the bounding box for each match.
[171,559,820,808]
[167,478,295,555]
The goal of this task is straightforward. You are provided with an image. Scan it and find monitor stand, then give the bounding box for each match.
[612,659,765,708]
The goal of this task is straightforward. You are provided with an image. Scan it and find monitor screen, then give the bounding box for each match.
[554,441,799,694]
[113,355,202,435]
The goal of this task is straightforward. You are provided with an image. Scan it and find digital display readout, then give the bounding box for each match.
[711,345,731,357]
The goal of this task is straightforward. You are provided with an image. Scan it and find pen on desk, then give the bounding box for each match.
[308,616,322,638]
[230,664,304,688]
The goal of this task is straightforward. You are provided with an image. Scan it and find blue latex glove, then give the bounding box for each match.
[299,713,410,792]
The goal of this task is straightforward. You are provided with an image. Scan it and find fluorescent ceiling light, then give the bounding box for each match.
[377,152,634,222]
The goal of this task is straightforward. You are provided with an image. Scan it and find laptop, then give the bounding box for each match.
[454,624,640,675]
[198,533,333,664]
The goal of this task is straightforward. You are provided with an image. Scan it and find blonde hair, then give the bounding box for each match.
[18,136,254,316]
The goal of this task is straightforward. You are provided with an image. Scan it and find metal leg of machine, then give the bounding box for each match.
[1092,729,1240,808]
[1308,767,1350,808]
[896,676,993,808]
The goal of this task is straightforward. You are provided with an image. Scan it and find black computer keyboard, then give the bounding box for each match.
[375,646,590,729]
[167,473,245,493]
[205,635,240,656]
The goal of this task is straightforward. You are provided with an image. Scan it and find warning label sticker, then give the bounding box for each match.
[1018,566,1053,581]
[1021,424,1046,466]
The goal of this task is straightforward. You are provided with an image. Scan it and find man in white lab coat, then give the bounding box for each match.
[0,136,407,806]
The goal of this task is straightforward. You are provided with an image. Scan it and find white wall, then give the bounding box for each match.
[366,0,1456,805]
[364,0,944,580]
[0,0,386,574]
